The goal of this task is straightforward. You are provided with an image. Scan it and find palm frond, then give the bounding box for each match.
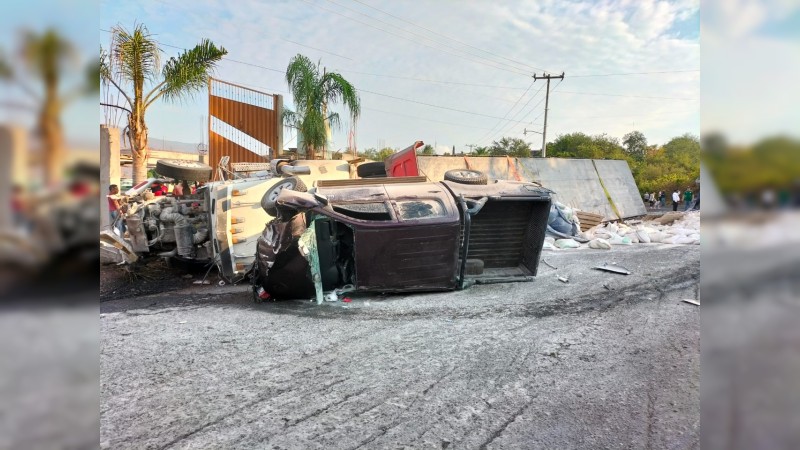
[282,108,299,128]
[0,49,12,79]
[326,111,342,132]
[321,71,360,121]
[19,28,76,80]
[110,23,161,85]
[99,46,110,81]
[156,39,226,104]
[87,57,101,93]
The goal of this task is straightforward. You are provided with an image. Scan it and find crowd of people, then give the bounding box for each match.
[643,188,699,212]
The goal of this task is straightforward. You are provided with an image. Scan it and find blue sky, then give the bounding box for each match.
[96,0,704,152]
[701,0,800,144]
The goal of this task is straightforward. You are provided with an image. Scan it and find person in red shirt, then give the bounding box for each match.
[108,184,125,233]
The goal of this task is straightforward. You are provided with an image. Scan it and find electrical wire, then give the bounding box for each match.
[299,0,531,77]
[349,0,555,73]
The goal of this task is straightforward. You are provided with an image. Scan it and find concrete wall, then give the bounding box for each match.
[101,125,121,230]
[417,156,646,220]
[0,125,26,230]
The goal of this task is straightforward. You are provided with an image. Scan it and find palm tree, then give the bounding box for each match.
[282,54,360,159]
[0,28,98,185]
[100,24,226,183]
[472,146,490,156]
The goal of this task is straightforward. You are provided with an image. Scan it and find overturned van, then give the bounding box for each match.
[253,175,552,301]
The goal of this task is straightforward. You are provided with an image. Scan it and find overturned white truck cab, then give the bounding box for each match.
[115,158,354,282]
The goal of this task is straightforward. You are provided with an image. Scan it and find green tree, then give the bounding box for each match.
[418,144,435,155]
[376,147,395,161]
[0,28,98,185]
[101,24,226,183]
[471,146,490,156]
[548,133,625,160]
[489,137,532,157]
[622,130,647,160]
[358,147,378,160]
[282,54,360,160]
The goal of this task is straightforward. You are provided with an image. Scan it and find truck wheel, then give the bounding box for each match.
[357,162,387,178]
[444,169,488,185]
[155,160,213,182]
[260,177,307,216]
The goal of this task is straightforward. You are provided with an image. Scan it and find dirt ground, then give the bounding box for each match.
[100,244,700,449]
[100,256,224,302]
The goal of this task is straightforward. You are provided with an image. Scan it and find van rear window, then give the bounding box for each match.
[397,200,445,220]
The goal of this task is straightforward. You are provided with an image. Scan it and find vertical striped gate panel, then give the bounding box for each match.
[208,78,283,169]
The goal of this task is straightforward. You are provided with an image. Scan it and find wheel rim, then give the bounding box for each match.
[269,181,294,202]
[454,171,479,178]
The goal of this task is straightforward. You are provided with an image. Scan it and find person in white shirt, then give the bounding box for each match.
[672,190,680,211]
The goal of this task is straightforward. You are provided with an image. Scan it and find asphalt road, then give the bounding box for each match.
[101,244,700,449]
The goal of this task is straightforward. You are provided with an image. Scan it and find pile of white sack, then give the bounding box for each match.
[543,211,700,250]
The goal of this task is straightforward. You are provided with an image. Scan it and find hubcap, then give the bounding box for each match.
[269,182,294,201]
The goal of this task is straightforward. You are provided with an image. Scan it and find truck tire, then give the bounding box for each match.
[260,177,307,216]
[444,169,488,185]
[155,160,213,182]
[357,162,387,178]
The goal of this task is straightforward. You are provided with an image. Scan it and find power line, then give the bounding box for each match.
[348,0,554,74]
[476,81,546,146]
[331,69,531,90]
[568,70,699,78]
[323,0,540,75]
[483,88,549,146]
[359,88,540,124]
[101,29,287,74]
[102,28,538,123]
[552,90,697,101]
[363,107,495,131]
[298,0,531,77]
[282,38,353,61]
[474,79,538,145]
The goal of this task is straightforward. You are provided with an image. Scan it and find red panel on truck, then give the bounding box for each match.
[385,141,422,177]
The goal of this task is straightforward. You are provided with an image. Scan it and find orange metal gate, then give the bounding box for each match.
[208,78,283,168]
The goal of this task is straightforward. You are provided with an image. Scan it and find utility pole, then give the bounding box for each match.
[533,72,564,158]
[466,144,476,153]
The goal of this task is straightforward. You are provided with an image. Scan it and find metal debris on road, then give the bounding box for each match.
[592,263,632,275]
[542,259,558,270]
[558,276,569,283]
[682,299,700,306]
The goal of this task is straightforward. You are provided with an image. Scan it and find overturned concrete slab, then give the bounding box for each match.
[591,159,647,219]
[518,158,617,220]
[417,156,646,220]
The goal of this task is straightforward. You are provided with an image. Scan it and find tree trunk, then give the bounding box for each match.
[40,83,63,187]
[41,109,63,187]
[129,114,149,184]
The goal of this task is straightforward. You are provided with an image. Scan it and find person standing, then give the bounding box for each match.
[649,192,656,208]
[108,185,125,234]
[683,188,694,211]
[659,191,666,208]
[672,190,680,211]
